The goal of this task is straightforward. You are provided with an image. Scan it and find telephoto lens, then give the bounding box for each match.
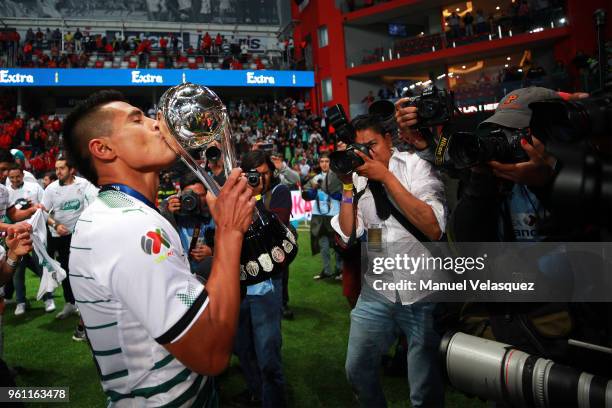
[440,332,612,407]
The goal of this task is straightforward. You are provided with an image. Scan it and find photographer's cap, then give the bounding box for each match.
[480,87,561,129]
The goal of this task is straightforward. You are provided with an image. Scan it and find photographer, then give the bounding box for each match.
[332,114,447,407]
[205,142,226,186]
[270,152,300,190]
[234,150,291,407]
[302,153,343,280]
[397,87,610,375]
[161,173,216,280]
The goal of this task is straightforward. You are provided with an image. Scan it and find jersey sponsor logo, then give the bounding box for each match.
[141,228,171,255]
[61,199,81,211]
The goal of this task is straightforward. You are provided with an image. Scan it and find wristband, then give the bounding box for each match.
[6,256,19,269]
[342,197,353,204]
[343,183,354,191]
[255,194,262,201]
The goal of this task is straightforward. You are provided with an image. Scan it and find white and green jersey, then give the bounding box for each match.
[7,180,44,208]
[69,189,212,407]
[0,184,9,218]
[42,176,98,237]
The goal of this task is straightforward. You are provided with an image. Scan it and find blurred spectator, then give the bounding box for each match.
[463,12,474,37]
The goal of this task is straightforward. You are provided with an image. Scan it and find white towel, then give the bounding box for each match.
[26,210,67,300]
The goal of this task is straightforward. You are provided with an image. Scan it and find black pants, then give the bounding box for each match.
[48,234,74,304]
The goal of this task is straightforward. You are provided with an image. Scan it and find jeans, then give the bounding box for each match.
[14,252,52,304]
[345,296,444,408]
[319,235,342,276]
[234,278,286,407]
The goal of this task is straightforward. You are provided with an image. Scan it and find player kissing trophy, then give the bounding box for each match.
[158,83,297,286]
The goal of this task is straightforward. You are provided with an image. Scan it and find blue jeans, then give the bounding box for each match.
[319,235,342,276]
[345,296,444,408]
[14,252,52,304]
[234,278,286,407]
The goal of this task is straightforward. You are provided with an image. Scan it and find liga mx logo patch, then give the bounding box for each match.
[141,228,171,255]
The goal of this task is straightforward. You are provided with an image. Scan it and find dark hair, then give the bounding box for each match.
[179,173,203,191]
[62,90,127,185]
[55,155,76,169]
[7,163,21,173]
[0,149,14,164]
[241,150,274,174]
[351,114,394,137]
[319,152,330,160]
[44,171,58,182]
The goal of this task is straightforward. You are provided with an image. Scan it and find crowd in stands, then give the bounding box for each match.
[0,95,62,176]
[225,98,337,183]
[359,0,566,65]
[0,91,331,185]
[1,28,295,70]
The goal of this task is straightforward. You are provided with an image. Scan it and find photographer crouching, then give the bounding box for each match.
[233,150,292,407]
[161,173,216,281]
[331,113,447,407]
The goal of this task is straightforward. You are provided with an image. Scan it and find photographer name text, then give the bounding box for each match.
[373,279,535,293]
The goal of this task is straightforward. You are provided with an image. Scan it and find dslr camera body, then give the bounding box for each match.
[179,189,201,216]
[447,126,531,169]
[325,103,375,175]
[246,171,262,188]
[403,85,456,128]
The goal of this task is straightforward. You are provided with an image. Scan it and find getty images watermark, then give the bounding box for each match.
[370,253,535,294]
[362,242,612,302]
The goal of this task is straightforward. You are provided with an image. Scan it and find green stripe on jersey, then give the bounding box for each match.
[100,369,129,381]
[69,273,95,280]
[75,299,111,304]
[152,354,175,370]
[70,246,92,250]
[85,321,117,330]
[160,375,206,408]
[105,368,193,402]
[92,347,122,356]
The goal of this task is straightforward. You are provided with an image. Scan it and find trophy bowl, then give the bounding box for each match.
[158,83,298,286]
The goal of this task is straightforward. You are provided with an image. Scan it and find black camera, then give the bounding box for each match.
[326,104,355,144]
[447,126,531,169]
[179,189,200,216]
[204,145,221,162]
[14,198,31,210]
[329,142,373,175]
[246,171,261,187]
[403,85,456,128]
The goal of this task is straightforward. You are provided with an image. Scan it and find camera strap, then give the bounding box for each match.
[188,225,201,259]
[419,127,451,167]
[368,181,431,242]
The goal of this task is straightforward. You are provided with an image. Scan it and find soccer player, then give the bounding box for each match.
[42,157,98,320]
[64,90,255,405]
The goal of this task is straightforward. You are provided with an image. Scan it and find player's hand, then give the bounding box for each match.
[55,223,70,236]
[6,223,33,258]
[209,168,255,234]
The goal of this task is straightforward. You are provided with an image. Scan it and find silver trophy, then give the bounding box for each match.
[159,83,297,285]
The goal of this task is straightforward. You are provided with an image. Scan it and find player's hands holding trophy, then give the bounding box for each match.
[158,83,297,285]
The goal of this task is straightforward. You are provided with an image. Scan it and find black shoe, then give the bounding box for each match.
[72,325,87,342]
[313,270,332,280]
[282,306,294,320]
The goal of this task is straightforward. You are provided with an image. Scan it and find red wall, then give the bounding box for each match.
[291,1,349,114]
